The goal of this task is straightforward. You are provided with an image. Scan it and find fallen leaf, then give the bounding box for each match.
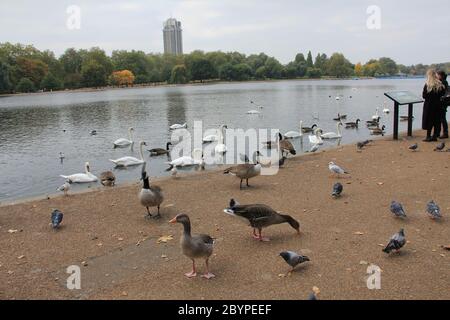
[118,238,124,241]
[8,229,18,234]
[17,255,25,259]
[121,291,128,296]
[161,254,167,258]
[440,254,446,257]
[164,204,175,208]
[81,261,88,266]
[359,260,368,265]
[312,286,320,295]
[278,273,286,278]
[354,231,364,235]
[157,235,174,244]
[377,182,384,186]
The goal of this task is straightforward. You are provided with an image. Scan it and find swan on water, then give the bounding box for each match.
[114,127,134,148]
[321,122,343,139]
[110,141,146,167]
[60,162,98,183]
[170,123,187,130]
[166,148,204,169]
[214,125,227,154]
[309,128,324,145]
[284,121,304,139]
[372,107,380,120]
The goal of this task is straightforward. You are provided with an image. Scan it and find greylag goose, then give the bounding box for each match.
[224,199,300,241]
[223,152,261,189]
[170,214,215,279]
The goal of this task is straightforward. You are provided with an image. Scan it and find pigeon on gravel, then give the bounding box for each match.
[383,229,406,254]
[307,292,318,300]
[279,251,310,271]
[332,183,343,198]
[51,209,64,229]
[408,143,418,151]
[328,162,349,176]
[390,201,407,218]
[434,142,445,151]
[426,200,442,219]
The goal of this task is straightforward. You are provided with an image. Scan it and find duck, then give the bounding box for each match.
[148,142,172,156]
[309,128,324,145]
[113,127,134,148]
[284,121,304,139]
[370,125,386,136]
[110,141,146,167]
[345,119,361,128]
[214,125,227,154]
[223,199,300,241]
[333,113,347,121]
[139,164,164,219]
[223,152,261,189]
[170,123,187,130]
[100,171,116,186]
[60,162,98,183]
[170,213,215,279]
[166,149,204,170]
[321,122,343,139]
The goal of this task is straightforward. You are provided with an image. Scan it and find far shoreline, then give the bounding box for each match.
[0,76,423,98]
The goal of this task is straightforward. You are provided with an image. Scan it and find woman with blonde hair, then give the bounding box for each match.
[422,69,446,141]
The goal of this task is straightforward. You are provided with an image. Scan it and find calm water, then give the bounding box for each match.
[0,79,424,202]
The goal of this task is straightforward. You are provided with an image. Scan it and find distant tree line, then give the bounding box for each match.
[0,42,448,94]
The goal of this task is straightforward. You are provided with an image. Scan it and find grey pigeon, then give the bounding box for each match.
[408,143,418,151]
[426,200,442,219]
[332,182,343,198]
[383,229,406,254]
[390,201,407,218]
[328,162,349,175]
[434,142,445,151]
[279,251,310,271]
[307,292,318,300]
[51,209,64,229]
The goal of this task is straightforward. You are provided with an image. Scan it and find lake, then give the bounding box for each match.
[0,78,425,202]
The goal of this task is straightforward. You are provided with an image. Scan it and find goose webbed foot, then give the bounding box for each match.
[184,271,197,278]
[152,213,161,220]
[201,273,215,279]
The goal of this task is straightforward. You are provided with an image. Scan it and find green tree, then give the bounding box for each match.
[306,67,321,78]
[314,53,328,72]
[306,51,314,68]
[0,61,11,93]
[255,66,266,79]
[264,57,283,78]
[326,53,354,78]
[189,57,216,82]
[15,57,48,88]
[15,77,36,93]
[40,72,63,91]
[233,63,252,81]
[59,48,84,74]
[219,63,235,81]
[112,50,152,84]
[295,53,306,64]
[169,64,188,84]
[378,57,398,75]
[81,60,108,87]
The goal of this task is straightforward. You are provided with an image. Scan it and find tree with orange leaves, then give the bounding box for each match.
[110,70,135,87]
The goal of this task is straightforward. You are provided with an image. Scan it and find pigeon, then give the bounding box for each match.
[307,292,318,300]
[383,229,406,254]
[328,162,349,176]
[51,209,64,229]
[332,182,343,198]
[426,200,442,219]
[434,142,445,151]
[390,201,407,218]
[279,251,310,271]
[408,143,418,151]
[57,181,71,196]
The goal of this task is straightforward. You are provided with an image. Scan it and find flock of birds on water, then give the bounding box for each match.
[49,98,445,300]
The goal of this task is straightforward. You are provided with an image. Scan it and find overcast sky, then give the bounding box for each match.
[0,0,449,65]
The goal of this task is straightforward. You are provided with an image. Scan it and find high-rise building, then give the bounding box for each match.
[163,18,183,55]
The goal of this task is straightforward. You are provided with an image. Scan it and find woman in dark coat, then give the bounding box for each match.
[437,70,449,139]
[422,69,446,142]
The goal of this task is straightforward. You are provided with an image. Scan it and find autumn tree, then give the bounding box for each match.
[110,70,135,86]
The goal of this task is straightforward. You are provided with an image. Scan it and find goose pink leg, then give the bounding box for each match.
[185,260,197,278]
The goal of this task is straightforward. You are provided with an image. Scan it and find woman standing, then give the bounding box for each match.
[437,70,449,139]
[422,69,446,142]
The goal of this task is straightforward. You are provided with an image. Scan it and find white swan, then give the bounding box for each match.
[321,122,343,139]
[215,125,227,154]
[246,110,261,114]
[372,107,380,120]
[284,121,304,139]
[166,148,203,169]
[110,141,146,167]
[203,124,227,143]
[309,128,324,145]
[60,162,98,183]
[113,127,134,148]
[170,123,187,130]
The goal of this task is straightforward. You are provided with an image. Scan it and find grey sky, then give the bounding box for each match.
[0,0,449,65]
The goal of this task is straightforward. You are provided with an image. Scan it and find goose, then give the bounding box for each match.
[301,124,318,133]
[57,181,71,196]
[148,142,172,156]
[170,213,215,279]
[166,148,204,170]
[113,127,134,148]
[110,141,146,167]
[223,199,300,242]
[100,171,116,186]
[139,164,164,219]
[279,136,297,156]
[214,125,227,154]
[400,115,414,122]
[333,113,347,121]
[366,117,380,126]
[262,132,283,149]
[321,122,343,139]
[309,128,324,145]
[170,123,187,130]
[223,152,261,189]
[372,107,380,120]
[370,125,386,136]
[345,119,361,128]
[60,162,98,183]
[284,121,304,139]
